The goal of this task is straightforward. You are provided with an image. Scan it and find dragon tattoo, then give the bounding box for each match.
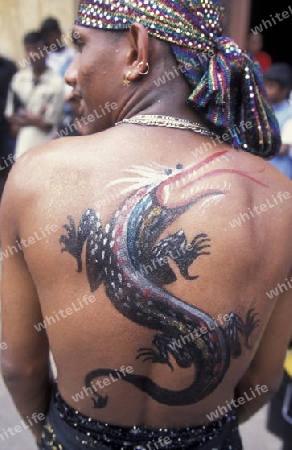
[60,150,266,408]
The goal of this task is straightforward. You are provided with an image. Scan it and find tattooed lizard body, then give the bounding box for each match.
[60,151,263,408]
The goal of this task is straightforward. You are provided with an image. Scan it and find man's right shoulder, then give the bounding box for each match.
[10,132,108,180]
[2,137,83,212]
[14,135,87,169]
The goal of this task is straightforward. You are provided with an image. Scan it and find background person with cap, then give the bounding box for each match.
[264,62,292,179]
[1,1,291,450]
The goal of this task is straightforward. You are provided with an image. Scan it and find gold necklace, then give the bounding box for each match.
[115,114,217,138]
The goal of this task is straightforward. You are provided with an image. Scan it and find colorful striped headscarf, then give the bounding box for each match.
[76,0,281,158]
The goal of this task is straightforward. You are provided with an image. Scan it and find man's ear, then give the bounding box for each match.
[125,23,149,82]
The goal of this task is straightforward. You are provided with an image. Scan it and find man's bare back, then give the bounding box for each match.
[1,3,291,447]
[2,126,291,429]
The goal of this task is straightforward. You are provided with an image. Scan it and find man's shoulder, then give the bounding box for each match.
[2,139,75,205]
[22,129,124,176]
[6,133,113,203]
[18,136,83,165]
[229,149,292,193]
[259,157,292,205]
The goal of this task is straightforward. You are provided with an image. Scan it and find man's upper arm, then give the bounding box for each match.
[0,167,49,377]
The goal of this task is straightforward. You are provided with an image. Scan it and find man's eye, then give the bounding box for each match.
[72,37,84,51]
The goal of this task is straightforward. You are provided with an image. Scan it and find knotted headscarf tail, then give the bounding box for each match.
[76,0,281,158]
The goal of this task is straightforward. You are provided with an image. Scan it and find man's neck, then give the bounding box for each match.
[117,83,204,127]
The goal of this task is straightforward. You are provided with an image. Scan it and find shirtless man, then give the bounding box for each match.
[1,1,292,449]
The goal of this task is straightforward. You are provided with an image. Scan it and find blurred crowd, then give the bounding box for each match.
[0,17,85,199]
[247,32,292,179]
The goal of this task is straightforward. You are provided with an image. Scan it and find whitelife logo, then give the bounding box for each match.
[0,413,45,443]
[71,366,134,403]
[18,31,80,69]
[206,385,268,421]
[229,191,291,229]
[34,295,96,331]
[266,277,292,300]
[56,102,118,137]
[250,6,292,34]
[0,225,59,261]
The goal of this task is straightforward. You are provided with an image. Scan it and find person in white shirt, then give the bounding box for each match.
[5,31,65,159]
[282,118,292,147]
[40,18,76,127]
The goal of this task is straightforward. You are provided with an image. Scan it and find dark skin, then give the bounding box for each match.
[1,24,292,445]
[8,42,52,136]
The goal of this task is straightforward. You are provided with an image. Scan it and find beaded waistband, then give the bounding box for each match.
[52,387,239,449]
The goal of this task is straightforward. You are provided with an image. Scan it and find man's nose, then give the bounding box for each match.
[65,57,78,88]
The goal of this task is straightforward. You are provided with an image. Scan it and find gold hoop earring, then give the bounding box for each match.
[138,62,149,75]
[123,71,132,86]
